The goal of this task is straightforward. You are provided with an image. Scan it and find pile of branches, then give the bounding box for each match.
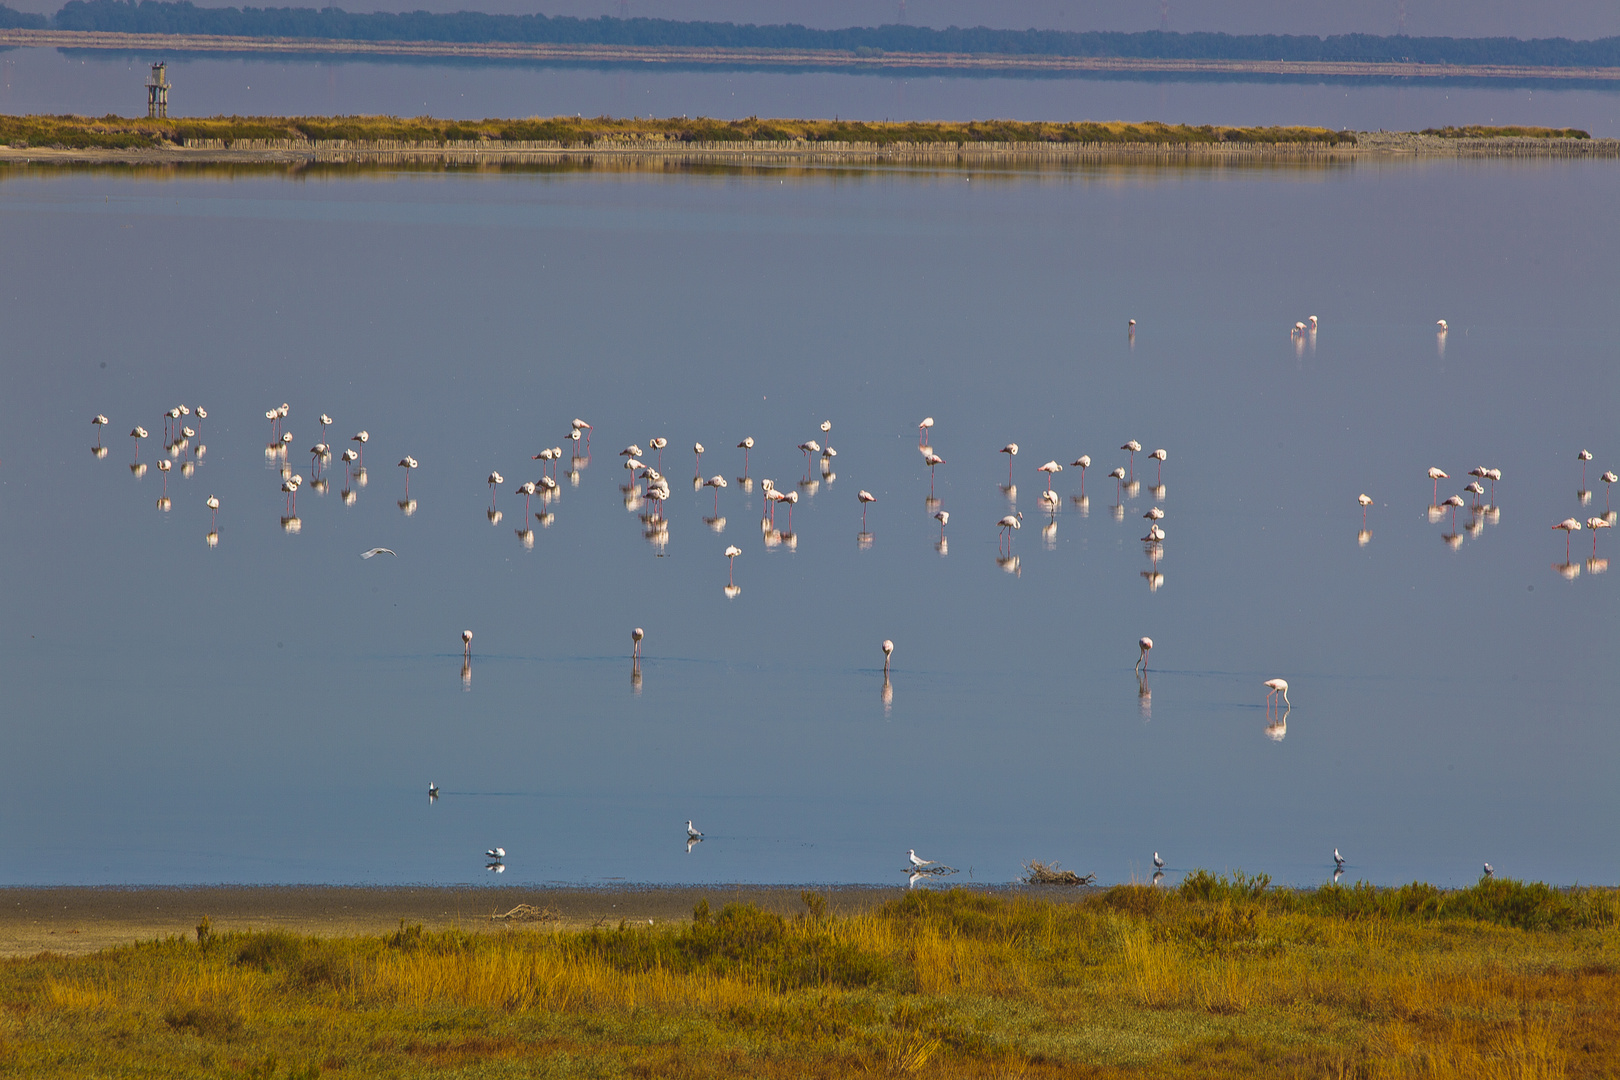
[1023,860,1096,887]
[490,903,561,922]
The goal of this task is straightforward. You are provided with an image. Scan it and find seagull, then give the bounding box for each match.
[1137,636,1153,673]
[486,847,505,859]
[1264,678,1291,709]
[359,547,396,559]
[428,782,438,800]
[882,639,894,674]
[1333,848,1345,867]
[1483,863,1494,878]
[1153,852,1164,870]
[686,821,703,839]
[907,849,933,868]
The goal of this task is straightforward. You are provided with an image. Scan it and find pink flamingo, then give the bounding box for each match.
[999,443,1018,483]
[1553,518,1582,560]
[858,490,876,529]
[1121,440,1141,479]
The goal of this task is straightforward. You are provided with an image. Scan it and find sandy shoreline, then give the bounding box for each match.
[2,132,1616,168]
[1,883,1059,958]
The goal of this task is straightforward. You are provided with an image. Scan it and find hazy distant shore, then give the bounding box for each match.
[3,131,1617,167]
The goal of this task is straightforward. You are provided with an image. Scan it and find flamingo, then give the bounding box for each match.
[1548,518,1574,563]
[724,544,742,584]
[1149,448,1167,484]
[1071,456,1090,495]
[567,429,581,456]
[206,494,220,527]
[1121,440,1141,478]
[999,443,1019,483]
[1136,636,1152,674]
[620,444,643,464]
[1578,449,1594,488]
[1308,315,1318,331]
[515,481,536,515]
[1142,523,1165,543]
[649,437,668,469]
[1436,319,1448,332]
[737,436,754,474]
[1602,471,1617,511]
[997,511,1023,551]
[351,430,368,465]
[632,627,644,661]
[92,414,109,446]
[487,471,504,508]
[317,413,332,442]
[923,452,944,492]
[1442,493,1465,530]
[703,474,727,513]
[882,639,894,674]
[934,509,949,537]
[1463,481,1485,505]
[798,440,821,478]
[1486,468,1502,502]
[156,458,171,497]
[1143,506,1164,521]
[462,629,473,659]
[1427,467,1449,503]
[693,442,705,474]
[1128,318,1136,333]
[398,456,418,497]
[1037,460,1062,491]
[858,490,876,529]
[1587,517,1611,556]
[1292,321,1307,336]
[130,425,148,460]
[918,417,934,446]
[1264,678,1291,711]
[281,476,300,515]
[572,418,591,451]
[1109,466,1126,500]
[1359,493,1373,525]
[781,489,799,531]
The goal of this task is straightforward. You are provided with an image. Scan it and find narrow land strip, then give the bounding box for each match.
[5,27,1620,81]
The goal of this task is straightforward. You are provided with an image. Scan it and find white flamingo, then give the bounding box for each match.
[737,436,754,474]
[1359,493,1373,525]
[487,471,504,508]
[1071,456,1090,495]
[632,627,644,660]
[1427,467,1449,503]
[1586,517,1611,557]
[1121,440,1141,477]
[1037,460,1062,491]
[858,489,876,529]
[1149,448,1167,484]
[1137,636,1152,673]
[1263,678,1291,710]
[934,509,949,537]
[999,443,1018,483]
[997,511,1023,551]
[724,545,742,584]
[882,639,894,674]
[1578,449,1594,488]
[462,630,473,659]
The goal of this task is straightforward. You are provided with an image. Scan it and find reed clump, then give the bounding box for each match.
[2,875,1615,1077]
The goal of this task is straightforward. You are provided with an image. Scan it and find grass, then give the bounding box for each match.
[1419,125,1591,139]
[1,875,1616,1077]
[0,113,1359,149]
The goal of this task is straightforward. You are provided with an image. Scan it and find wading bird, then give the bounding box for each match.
[798,440,821,478]
[918,417,934,446]
[1109,466,1127,500]
[572,418,591,450]
[1359,493,1373,525]
[1442,493,1466,530]
[1578,449,1594,488]
[206,494,220,526]
[705,474,727,513]
[485,471,504,508]
[999,443,1018,483]
[686,821,703,840]
[997,511,1023,551]
[1149,448,1167,484]
[923,451,944,491]
[350,430,368,464]
[1436,319,1448,332]
[858,489,876,529]
[1137,637,1153,673]
[907,849,933,868]
[1121,440,1142,477]
[693,442,705,474]
[1587,517,1612,556]
[934,509,949,537]
[821,420,832,433]
[1264,678,1291,710]
[1427,467,1449,503]
[632,627,644,661]
[92,414,109,445]
[649,436,668,468]
[462,630,473,659]
[515,481,536,516]
[1334,848,1345,868]
[428,782,438,801]
[1037,460,1062,491]
[130,425,148,460]
[398,456,418,496]
[486,847,505,859]
[318,413,333,441]
[724,545,741,584]
[1072,456,1091,495]
[1553,517,1582,560]
[737,436,754,474]
[882,639,893,674]
[1154,852,1165,870]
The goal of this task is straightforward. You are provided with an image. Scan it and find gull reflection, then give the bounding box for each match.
[686,835,703,854]
[1266,705,1289,742]
[1333,866,1344,884]
[486,862,505,873]
[516,528,535,548]
[1152,870,1164,887]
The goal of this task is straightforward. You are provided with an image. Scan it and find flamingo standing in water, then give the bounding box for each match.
[724,544,741,584]
[858,490,876,529]
[649,437,668,469]
[705,474,727,513]
[487,471,504,508]
[934,510,949,538]
[398,456,418,497]
[1553,518,1582,560]
[1149,448,1167,484]
[1601,471,1617,511]
[693,442,705,475]
[1109,466,1127,500]
[1136,636,1152,674]
[882,639,894,675]
[923,452,944,493]
[1586,517,1611,557]
[1359,493,1373,526]
[130,425,148,461]
[92,414,109,446]
[351,431,368,465]
[516,481,536,516]
[1121,440,1141,478]
[1442,494,1466,530]
[206,494,220,527]
[462,630,473,659]
[781,489,799,531]
[737,436,754,474]
[1037,461,1062,491]
[1427,467,1449,503]
[999,443,1018,483]
[572,419,591,451]
[798,440,821,479]
[1263,678,1291,712]
[1578,449,1594,488]
[918,417,934,446]
[997,511,1023,551]
[632,627,644,661]
[1071,456,1091,495]
[319,413,333,442]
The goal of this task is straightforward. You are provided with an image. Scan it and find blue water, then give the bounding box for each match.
[0,154,1615,889]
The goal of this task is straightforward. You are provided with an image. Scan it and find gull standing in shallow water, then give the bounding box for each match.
[908,849,934,868]
[686,821,703,840]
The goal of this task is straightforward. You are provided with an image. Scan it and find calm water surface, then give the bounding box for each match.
[3,47,1620,135]
[0,156,1615,889]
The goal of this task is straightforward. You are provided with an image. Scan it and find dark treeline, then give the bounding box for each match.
[4,0,1619,67]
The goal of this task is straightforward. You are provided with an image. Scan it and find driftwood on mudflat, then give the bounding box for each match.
[1023,860,1097,887]
[490,903,561,922]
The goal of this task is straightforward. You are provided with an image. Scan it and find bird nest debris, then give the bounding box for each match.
[1023,861,1096,887]
[491,903,561,922]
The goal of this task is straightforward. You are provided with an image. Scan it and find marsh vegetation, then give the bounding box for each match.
[4,876,1615,1077]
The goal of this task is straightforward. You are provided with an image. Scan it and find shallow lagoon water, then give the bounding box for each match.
[0,156,1615,889]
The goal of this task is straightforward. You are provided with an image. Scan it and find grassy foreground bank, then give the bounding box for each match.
[1,874,1616,1077]
[2,114,1369,149]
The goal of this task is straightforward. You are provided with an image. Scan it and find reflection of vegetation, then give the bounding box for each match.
[17,1,1620,68]
[1420,125,1590,138]
[0,113,1355,149]
[10,878,1617,1077]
